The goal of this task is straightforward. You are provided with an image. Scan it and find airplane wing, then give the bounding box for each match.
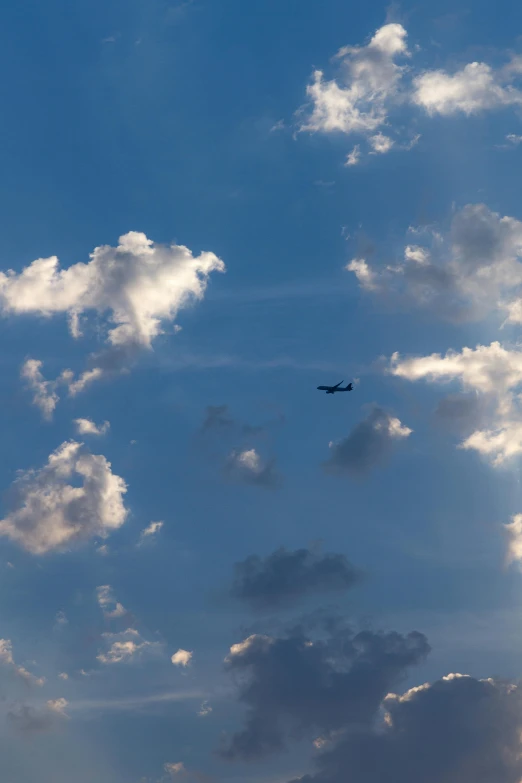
[333,381,344,389]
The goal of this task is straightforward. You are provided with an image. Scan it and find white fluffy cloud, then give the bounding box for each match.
[74,418,110,436]
[413,61,522,116]
[0,231,224,347]
[97,628,163,665]
[96,585,127,619]
[6,232,224,397]
[0,639,45,687]
[300,22,522,162]
[301,23,408,144]
[0,440,128,554]
[347,203,522,323]
[390,341,522,465]
[171,649,192,667]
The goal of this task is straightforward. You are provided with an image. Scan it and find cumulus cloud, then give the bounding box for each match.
[413,61,522,116]
[299,23,522,163]
[220,622,429,760]
[225,448,281,489]
[231,547,362,610]
[390,341,522,465]
[7,699,69,735]
[96,585,127,619]
[288,674,522,783]
[347,204,522,323]
[3,231,224,393]
[97,628,163,665]
[324,407,412,477]
[171,649,192,667]
[0,639,45,687]
[301,23,409,146]
[74,418,110,436]
[0,440,128,554]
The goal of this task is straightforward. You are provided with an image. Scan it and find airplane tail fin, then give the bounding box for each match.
[346,382,353,391]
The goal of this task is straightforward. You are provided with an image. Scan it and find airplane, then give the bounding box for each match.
[317,380,354,394]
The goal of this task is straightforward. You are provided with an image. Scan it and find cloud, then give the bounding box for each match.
[323,407,412,477]
[201,405,235,432]
[389,342,522,465]
[434,393,490,435]
[345,145,361,166]
[171,649,192,667]
[225,448,281,489]
[198,700,212,717]
[20,359,59,420]
[74,418,110,436]
[300,23,409,144]
[54,610,68,630]
[347,204,522,323]
[200,404,270,437]
[288,674,522,783]
[413,61,522,116]
[230,547,362,610]
[0,639,45,687]
[369,132,394,153]
[299,24,522,163]
[220,622,429,760]
[7,699,68,735]
[504,514,522,565]
[0,441,128,554]
[3,231,224,392]
[138,520,164,545]
[96,585,127,619]
[97,628,163,665]
[164,763,186,778]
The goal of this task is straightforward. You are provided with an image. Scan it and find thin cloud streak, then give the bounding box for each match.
[64,689,208,713]
[156,353,365,375]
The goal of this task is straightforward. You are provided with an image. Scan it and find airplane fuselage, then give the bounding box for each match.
[317,384,353,394]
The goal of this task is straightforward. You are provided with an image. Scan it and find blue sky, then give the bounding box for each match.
[2,1,522,781]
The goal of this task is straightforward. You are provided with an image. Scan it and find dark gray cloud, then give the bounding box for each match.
[200,404,274,437]
[201,405,235,432]
[224,448,282,489]
[7,702,67,735]
[220,621,429,761]
[323,407,412,477]
[348,203,522,323]
[231,548,363,610]
[434,393,492,435]
[288,674,522,783]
